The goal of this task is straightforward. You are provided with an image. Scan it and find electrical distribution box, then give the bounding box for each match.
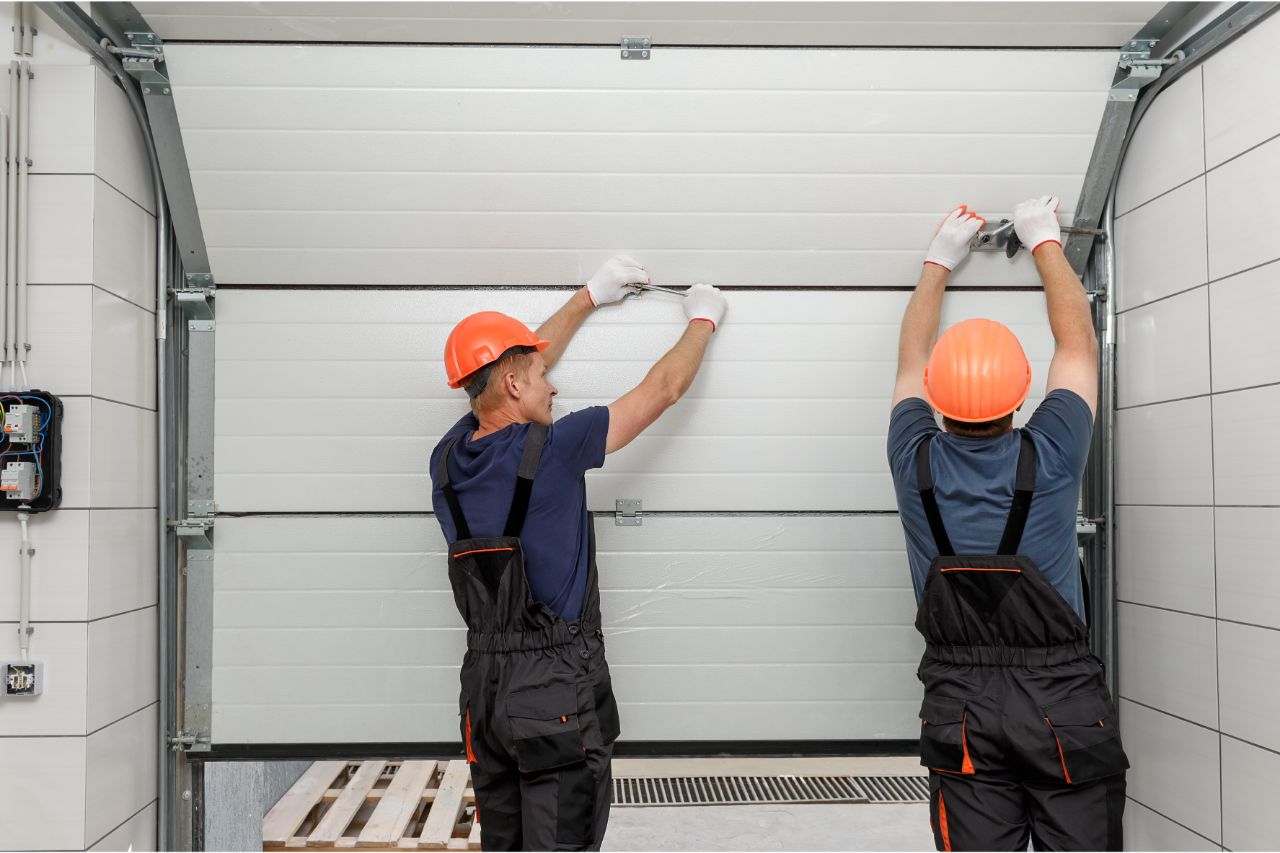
[0,390,62,511]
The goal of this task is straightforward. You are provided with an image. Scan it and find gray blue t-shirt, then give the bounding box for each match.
[430,407,609,622]
[887,390,1094,621]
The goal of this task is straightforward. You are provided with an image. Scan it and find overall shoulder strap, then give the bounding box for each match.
[915,435,956,557]
[996,432,1038,555]
[503,423,548,537]
[437,436,471,540]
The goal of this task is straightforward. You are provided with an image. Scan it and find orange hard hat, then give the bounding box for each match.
[923,319,1032,422]
[443,311,549,389]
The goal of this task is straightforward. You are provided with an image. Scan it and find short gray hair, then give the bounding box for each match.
[462,345,538,409]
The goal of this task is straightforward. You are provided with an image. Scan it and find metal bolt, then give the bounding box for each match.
[143,87,151,94]
[163,87,170,95]
[621,49,629,57]
[182,790,192,801]
[642,50,649,58]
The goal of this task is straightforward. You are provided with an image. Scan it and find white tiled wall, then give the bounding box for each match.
[1114,11,1280,849]
[0,42,158,852]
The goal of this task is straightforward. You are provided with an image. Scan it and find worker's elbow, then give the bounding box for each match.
[1056,332,1098,362]
[660,381,683,410]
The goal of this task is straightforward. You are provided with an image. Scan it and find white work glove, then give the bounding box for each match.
[585,255,649,307]
[683,283,726,332]
[1013,195,1063,255]
[924,205,986,271]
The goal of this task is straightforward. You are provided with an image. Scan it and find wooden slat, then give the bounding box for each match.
[466,816,482,850]
[310,760,388,847]
[418,762,470,849]
[358,760,439,847]
[264,761,349,846]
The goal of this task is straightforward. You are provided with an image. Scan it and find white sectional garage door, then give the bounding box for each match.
[163,42,1115,745]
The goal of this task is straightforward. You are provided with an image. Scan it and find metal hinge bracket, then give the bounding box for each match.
[1109,39,1181,102]
[169,731,211,753]
[175,516,214,549]
[120,31,171,92]
[176,273,216,323]
[615,498,643,526]
[621,36,651,60]
[1076,514,1105,542]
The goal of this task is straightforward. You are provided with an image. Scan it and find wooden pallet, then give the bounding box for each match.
[263,760,481,850]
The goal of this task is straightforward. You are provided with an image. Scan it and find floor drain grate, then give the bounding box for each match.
[611,775,929,807]
[851,775,930,803]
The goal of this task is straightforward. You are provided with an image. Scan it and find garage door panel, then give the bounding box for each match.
[190,172,1080,217]
[620,701,920,741]
[183,130,1095,177]
[168,44,1111,287]
[603,626,923,665]
[215,290,1053,512]
[213,703,457,745]
[168,43,1117,91]
[214,626,923,669]
[216,628,466,667]
[212,514,925,742]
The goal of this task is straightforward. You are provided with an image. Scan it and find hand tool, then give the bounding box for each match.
[970,219,1105,258]
[627,282,689,298]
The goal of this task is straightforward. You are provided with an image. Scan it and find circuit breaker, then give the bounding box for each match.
[0,391,62,511]
[1,461,35,501]
[3,404,38,443]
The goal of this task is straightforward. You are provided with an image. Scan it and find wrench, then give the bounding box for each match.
[627,282,689,298]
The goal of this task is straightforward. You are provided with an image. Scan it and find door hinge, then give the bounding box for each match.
[621,36,651,60]
[615,498,643,526]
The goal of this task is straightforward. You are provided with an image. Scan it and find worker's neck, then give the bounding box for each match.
[472,404,528,441]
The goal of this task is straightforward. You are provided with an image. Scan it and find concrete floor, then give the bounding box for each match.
[602,757,933,852]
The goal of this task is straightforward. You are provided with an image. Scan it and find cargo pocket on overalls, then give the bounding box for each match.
[507,684,586,773]
[592,671,622,745]
[1042,693,1129,784]
[919,696,974,775]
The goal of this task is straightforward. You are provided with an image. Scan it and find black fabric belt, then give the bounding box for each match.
[924,641,1093,667]
[467,622,600,653]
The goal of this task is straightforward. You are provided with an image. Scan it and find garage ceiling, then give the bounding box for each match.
[138,1,1165,48]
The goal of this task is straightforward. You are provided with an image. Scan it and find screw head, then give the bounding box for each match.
[182,790,192,801]
[621,49,629,57]
[163,87,170,95]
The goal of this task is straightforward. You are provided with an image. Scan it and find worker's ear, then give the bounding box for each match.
[501,369,522,400]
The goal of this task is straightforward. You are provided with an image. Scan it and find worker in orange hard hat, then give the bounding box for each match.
[887,198,1128,851]
[431,255,727,851]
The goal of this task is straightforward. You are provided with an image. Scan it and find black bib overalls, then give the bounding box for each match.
[914,433,1130,851]
[438,424,621,851]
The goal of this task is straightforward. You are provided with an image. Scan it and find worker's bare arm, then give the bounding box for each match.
[893,205,985,408]
[606,321,713,454]
[1013,196,1098,416]
[606,283,726,454]
[892,263,949,407]
[537,255,650,369]
[1037,244,1098,416]
[535,288,594,369]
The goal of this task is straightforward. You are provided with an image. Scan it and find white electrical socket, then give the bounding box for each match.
[1,661,42,697]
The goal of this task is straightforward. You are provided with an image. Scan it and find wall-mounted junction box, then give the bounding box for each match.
[1,661,42,697]
[0,391,62,512]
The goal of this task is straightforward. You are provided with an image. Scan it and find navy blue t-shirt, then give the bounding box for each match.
[887,390,1093,621]
[430,407,609,622]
